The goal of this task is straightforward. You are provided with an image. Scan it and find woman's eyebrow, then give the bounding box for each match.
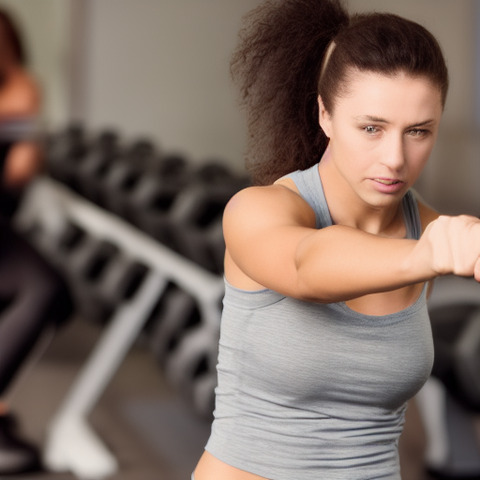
[354,115,389,124]
[407,119,436,128]
[354,115,436,128]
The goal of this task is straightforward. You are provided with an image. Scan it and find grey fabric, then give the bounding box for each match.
[205,164,433,479]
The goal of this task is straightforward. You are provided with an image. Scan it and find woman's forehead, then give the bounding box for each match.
[334,70,443,120]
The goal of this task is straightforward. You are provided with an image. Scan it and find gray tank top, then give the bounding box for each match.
[205,164,433,479]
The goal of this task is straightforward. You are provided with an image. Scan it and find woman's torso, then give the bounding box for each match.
[196,164,434,480]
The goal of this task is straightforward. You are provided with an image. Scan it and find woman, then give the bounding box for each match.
[0,8,72,475]
[194,1,480,479]
[0,7,42,218]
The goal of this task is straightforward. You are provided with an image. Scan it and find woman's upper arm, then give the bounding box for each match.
[224,186,436,302]
[223,185,317,296]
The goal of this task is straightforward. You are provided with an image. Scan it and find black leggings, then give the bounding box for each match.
[0,221,73,394]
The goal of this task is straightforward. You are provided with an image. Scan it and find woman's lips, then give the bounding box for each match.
[371,178,405,193]
[375,178,400,185]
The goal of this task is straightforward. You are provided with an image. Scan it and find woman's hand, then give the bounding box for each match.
[418,215,480,281]
[3,141,43,188]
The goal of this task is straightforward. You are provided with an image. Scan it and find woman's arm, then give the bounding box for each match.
[0,69,43,189]
[3,140,43,187]
[223,186,480,302]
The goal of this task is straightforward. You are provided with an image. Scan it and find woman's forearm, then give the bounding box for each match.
[294,225,433,302]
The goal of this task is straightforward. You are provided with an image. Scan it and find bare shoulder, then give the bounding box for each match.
[222,183,318,292]
[224,183,315,232]
[0,70,40,115]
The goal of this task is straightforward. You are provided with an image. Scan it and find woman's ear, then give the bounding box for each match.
[318,95,332,138]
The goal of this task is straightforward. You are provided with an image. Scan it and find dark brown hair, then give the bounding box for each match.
[231,0,449,185]
[0,8,27,65]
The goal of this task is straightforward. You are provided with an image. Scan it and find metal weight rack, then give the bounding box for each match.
[14,176,225,479]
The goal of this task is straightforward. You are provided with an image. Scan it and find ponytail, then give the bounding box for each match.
[232,1,448,186]
[231,0,349,185]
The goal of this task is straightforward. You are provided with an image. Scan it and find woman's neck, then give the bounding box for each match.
[318,154,406,238]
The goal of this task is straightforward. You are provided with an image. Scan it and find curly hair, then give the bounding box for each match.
[231,0,448,185]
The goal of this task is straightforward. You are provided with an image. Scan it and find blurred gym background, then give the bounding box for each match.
[0,1,479,479]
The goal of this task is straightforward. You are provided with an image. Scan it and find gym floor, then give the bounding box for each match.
[10,315,439,480]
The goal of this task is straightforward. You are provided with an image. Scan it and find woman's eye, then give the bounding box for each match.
[364,125,378,134]
[408,128,430,138]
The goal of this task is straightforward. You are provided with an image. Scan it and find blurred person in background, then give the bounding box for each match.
[0,7,72,475]
[0,7,42,217]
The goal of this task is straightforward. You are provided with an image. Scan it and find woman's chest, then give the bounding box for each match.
[239,295,434,411]
[345,282,425,316]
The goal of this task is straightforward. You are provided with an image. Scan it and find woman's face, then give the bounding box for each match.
[318,70,443,209]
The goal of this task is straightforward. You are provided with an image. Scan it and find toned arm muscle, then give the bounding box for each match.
[294,225,430,302]
[224,186,480,302]
[223,186,436,302]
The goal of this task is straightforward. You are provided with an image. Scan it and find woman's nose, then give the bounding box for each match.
[382,135,405,171]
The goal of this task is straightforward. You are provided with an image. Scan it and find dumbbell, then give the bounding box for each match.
[126,177,180,246]
[55,232,120,324]
[430,303,480,411]
[454,308,480,409]
[163,325,219,417]
[157,153,190,179]
[163,324,218,391]
[130,181,190,247]
[125,138,157,165]
[70,129,121,204]
[23,219,87,274]
[149,285,202,364]
[194,160,236,185]
[167,182,238,271]
[97,137,159,216]
[191,371,217,419]
[206,219,226,275]
[195,159,251,191]
[46,123,90,187]
[100,157,145,218]
[57,221,87,253]
[163,160,249,270]
[120,153,192,244]
[92,254,150,306]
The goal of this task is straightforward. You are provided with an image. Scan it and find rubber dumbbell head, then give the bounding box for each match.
[454,308,480,410]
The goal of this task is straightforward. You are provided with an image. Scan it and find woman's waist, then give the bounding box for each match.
[205,415,401,479]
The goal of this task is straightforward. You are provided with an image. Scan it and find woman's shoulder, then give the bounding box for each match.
[0,69,40,115]
[224,182,316,228]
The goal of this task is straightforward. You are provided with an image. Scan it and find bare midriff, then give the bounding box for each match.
[194,451,268,480]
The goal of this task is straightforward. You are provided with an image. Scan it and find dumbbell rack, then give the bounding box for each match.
[416,276,480,477]
[14,176,225,480]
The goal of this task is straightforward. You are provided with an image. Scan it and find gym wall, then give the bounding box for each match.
[1,0,480,213]
[0,0,71,128]
[71,0,261,174]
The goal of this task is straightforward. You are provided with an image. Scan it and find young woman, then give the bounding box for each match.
[194,1,480,479]
[0,8,42,218]
[0,9,73,475]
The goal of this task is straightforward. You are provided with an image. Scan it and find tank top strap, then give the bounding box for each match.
[283,163,332,229]
[402,189,422,240]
